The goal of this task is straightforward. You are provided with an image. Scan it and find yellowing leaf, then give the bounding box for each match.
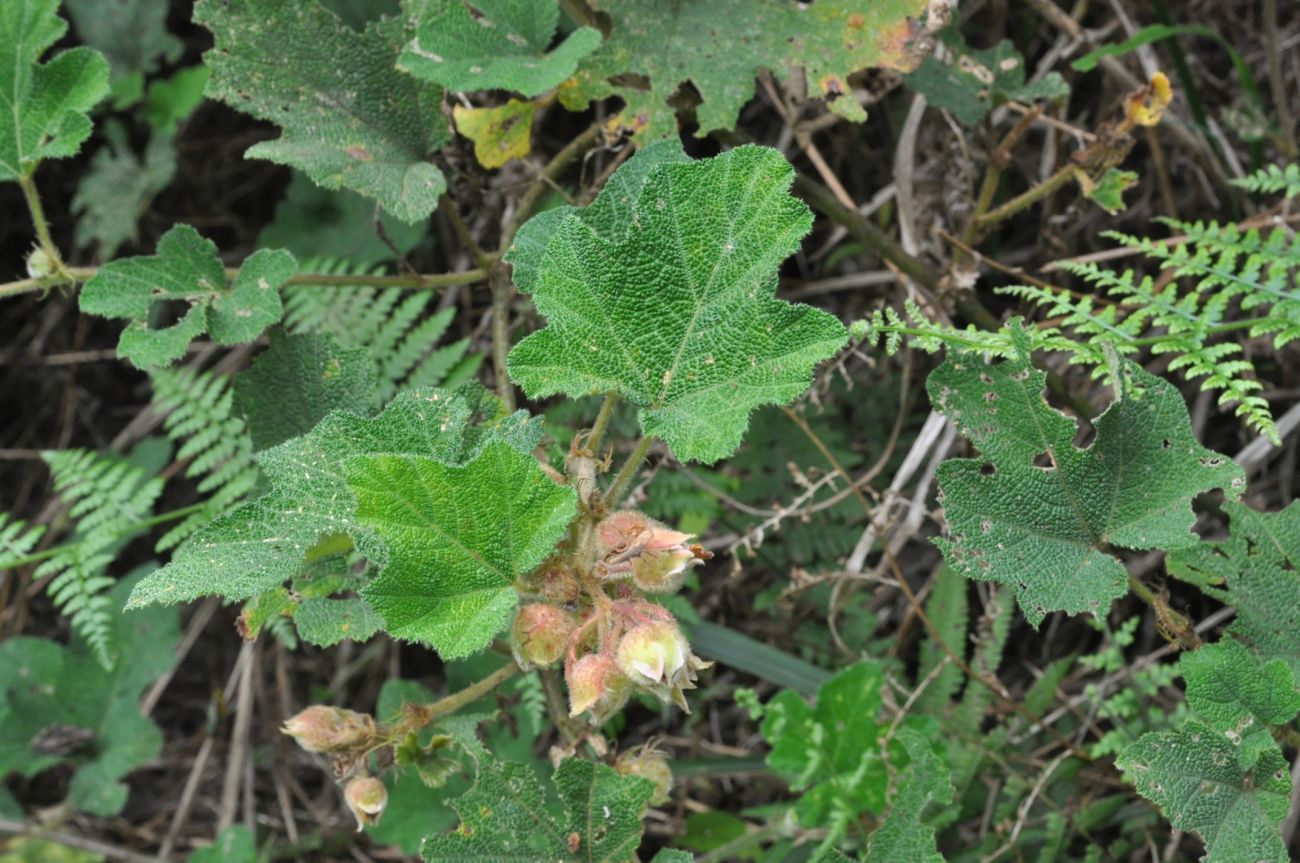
[453,100,536,169]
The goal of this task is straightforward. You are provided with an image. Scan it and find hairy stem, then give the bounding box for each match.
[18,172,69,281]
[586,392,620,454]
[411,661,518,727]
[602,436,655,509]
[491,268,517,411]
[973,163,1076,229]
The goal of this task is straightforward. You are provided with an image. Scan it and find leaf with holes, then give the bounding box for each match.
[505,143,847,464]
[1168,501,1300,678]
[929,327,1245,626]
[196,0,450,223]
[346,443,575,657]
[421,755,656,863]
[79,225,295,368]
[127,388,544,614]
[560,0,928,138]
[398,0,600,97]
[1117,723,1291,863]
[0,0,109,181]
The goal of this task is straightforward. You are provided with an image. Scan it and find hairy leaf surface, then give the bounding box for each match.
[196,0,449,222]
[79,225,295,368]
[507,144,847,463]
[930,335,1245,625]
[0,0,109,180]
[421,756,655,862]
[1181,639,1300,766]
[347,443,576,656]
[399,0,600,97]
[560,0,927,137]
[128,388,543,615]
[863,727,952,863]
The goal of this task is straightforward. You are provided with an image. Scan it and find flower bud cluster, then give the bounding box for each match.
[510,510,712,726]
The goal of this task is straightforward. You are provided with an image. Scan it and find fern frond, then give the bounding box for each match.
[38,449,165,667]
[0,512,45,568]
[282,258,482,404]
[1231,162,1300,198]
[149,367,258,550]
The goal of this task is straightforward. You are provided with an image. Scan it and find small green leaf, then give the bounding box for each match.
[145,66,210,134]
[1084,168,1139,214]
[507,143,847,464]
[188,826,257,863]
[1181,639,1300,767]
[1117,723,1291,863]
[1168,501,1300,677]
[562,0,928,137]
[399,0,600,97]
[904,31,1069,125]
[864,727,952,863]
[196,0,450,222]
[128,389,542,611]
[63,0,181,100]
[348,442,576,656]
[929,331,1246,626]
[71,124,177,257]
[79,225,295,368]
[233,329,377,452]
[421,756,656,863]
[293,597,384,647]
[0,0,109,180]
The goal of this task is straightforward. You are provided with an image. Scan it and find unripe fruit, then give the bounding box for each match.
[566,654,631,722]
[614,620,689,687]
[537,563,581,604]
[510,603,576,669]
[615,746,673,805]
[631,547,695,594]
[343,775,388,830]
[282,705,376,753]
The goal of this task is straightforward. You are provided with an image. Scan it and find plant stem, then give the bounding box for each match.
[491,268,517,411]
[418,661,517,725]
[0,266,491,301]
[586,392,619,453]
[500,120,603,253]
[18,171,69,281]
[602,436,655,508]
[4,502,210,569]
[973,163,1076,229]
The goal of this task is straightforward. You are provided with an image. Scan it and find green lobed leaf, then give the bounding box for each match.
[1117,722,1291,863]
[233,329,377,452]
[79,225,295,368]
[0,0,110,180]
[127,388,542,613]
[144,65,209,134]
[63,0,181,100]
[347,443,576,656]
[1083,168,1139,214]
[903,30,1069,126]
[399,0,601,97]
[561,0,928,137]
[761,661,890,828]
[1168,501,1300,678]
[188,826,257,863]
[863,727,953,863]
[421,755,656,863]
[196,0,450,223]
[71,124,177,257]
[929,330,1246,626]
[506,143,847,464]
[1181,639,1300,767]
[0,569,178,817]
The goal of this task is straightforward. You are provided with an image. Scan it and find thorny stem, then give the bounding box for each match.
[0,266,491,301]
[602,436,655,509]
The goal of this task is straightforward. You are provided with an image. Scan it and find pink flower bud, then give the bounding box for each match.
[343,775,388,830]
[537,563,581,604]
[598,510,702,585]
[615,746,673,805]
[510,603,576,670]
[566,654,630,722]
[282,705,376,753]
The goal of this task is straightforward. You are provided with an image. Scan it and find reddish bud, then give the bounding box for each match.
[510,603,576,670]
[343,775,388,830]
[282,705,376,753]
[537,563,581,604]
[566,654,631,722]
[615,746,673,805]
[598,510,701,587]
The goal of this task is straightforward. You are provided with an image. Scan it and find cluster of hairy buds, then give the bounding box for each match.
[615,744,673,805]
[283,706,388,829]
[510,510,712,724]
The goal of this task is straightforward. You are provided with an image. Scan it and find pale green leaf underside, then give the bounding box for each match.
[399,0,600,97]
[561,0,926,137]
[197,0,449,222]
[930,340,1245,626]
[293,597,384,647]
[0,0,109,180]
[1168,501,1300,677]
[127,388,543,612]
[347,444,576,657]
[1118,723,1291,863]
[79,225,295,368]
[507,144,847,464]
[421,756,655,863]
